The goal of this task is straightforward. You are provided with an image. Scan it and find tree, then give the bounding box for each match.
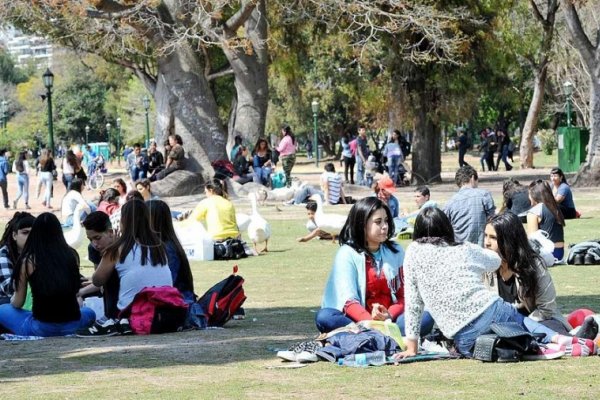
[0,1,269,176]
[560,0,600,186]
[517,0,560,169]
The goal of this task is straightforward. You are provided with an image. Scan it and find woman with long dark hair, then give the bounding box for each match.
[527,180,565,260]
[395,207,592,360]
[340,131,355,184]
[484,212,572,334]
[316,197,434,336]
[38,148,56,209]
[12,151,31,210]
[147,200,195,303]
[62,150,79,190]
[0,212,35,305]
[276,125,297,188]
[252,138,272,186]
[0,213,95,336]
[550,167,577,219]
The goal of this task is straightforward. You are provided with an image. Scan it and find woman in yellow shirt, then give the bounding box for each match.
[188,179,240,241]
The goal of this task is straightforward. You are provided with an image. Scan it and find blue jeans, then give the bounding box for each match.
[0,305,95,336]
[315,307,435,337]
[63,173,74,191]
[15,174,29,206]
[453,298,558,357]
[253,166,272,186]
[356,157,366,186]
[292,186,323,204]
[387,156,401,185]
[130,166,147,181]
[64,202,98,228]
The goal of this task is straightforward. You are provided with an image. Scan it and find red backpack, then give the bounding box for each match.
[196,265,246,327]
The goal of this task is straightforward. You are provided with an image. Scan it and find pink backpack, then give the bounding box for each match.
[349,139,358,156]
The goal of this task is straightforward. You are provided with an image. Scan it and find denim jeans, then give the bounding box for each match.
[0,305,96,336]
[63,173,74,191]
[15,174,29,206]
[130,166,147,181]
[292,186,323,204]
[356,156,366,186]
[453,298,558,357]
[387,156,401,185]
[39,171,53,207]
[64,202,98,227]
[315,307,435,337]
[253,166,272,186]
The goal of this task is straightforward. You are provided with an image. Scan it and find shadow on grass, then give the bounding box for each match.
[556,294,600,312]
[0,306,320,380]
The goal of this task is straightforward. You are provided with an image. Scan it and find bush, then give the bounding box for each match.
[537,129,557,155]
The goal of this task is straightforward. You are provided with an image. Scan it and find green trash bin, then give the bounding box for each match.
[557,127,589,173]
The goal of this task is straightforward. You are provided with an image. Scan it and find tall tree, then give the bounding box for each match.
[560,0,600,186]
[518,0,560,169]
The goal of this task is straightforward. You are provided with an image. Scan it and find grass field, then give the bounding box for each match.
[2,151,600,399]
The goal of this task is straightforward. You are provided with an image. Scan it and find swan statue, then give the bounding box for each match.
[247,192,271,253]
[236,212,251,231]
[309,194,348,238]
[62,204,87,249]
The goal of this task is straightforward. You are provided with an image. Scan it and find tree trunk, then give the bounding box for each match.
[156,46,227,176]
[412,88,442,184]
[573,80,600,186]
[226,0,269,150]
[519,68,547,168]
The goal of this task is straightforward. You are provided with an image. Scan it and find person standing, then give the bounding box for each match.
[457,129,470,168]
[37,149,56,209]
[444,165,495,246]
[340,132,356,184]
[477,129,489,172]
[495,130,513,171]
[277,125,297,188]
[356,126,369,186]
[62,150,78,191]
[383,130,404,185]
[0,149,9,209]
[305,139,313,160]
[12,151,31,210]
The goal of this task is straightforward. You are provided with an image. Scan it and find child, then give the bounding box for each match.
[297,202,334,242]
[364,154,378,188]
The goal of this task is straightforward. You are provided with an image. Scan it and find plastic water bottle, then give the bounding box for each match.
[338,351,387,367]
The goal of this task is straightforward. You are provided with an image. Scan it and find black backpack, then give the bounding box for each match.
[213,238,248,260]
[196,265,247,327]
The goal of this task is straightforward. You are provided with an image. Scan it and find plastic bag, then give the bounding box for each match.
[529,230,555,267]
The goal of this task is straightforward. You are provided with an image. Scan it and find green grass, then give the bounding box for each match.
[2,174,600,399]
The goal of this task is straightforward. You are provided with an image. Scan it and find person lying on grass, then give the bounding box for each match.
[316,197,434,337]
[395,207,594,360]
[297,201,334,243]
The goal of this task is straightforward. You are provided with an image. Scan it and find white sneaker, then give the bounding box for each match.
[277,351,297,362]
[295,351,318,363]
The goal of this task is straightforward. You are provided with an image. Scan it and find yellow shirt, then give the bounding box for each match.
[189,195,240,240]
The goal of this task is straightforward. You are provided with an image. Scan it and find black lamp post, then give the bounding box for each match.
[311,99,319,167]
[85,125,90,145]
[42,68,54,152]
[143,95,151,148]
[116,117,122,166]
[106,122,112,161]
[563,81,573,128]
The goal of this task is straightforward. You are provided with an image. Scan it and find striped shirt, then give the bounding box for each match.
[321,171,343,204]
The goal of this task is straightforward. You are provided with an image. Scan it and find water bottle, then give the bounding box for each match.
[338,351,387,367]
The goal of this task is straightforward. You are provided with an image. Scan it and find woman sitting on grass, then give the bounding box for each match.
[483,212,572,334]
[0,213,95,336]
[316,197,434,336]
[550,167,578,219]
[527,180,565,261]
[396,207,593,360]
[0,212,35,305]
[147,200,195,304]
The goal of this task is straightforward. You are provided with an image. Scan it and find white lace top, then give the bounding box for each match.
[403,241,501,340]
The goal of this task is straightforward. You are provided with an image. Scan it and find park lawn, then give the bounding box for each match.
[2,175,600,399]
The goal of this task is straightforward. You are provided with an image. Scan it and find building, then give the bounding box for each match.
[0,27,53,68]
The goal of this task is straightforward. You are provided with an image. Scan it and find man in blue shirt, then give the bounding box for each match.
[0,149,9,209]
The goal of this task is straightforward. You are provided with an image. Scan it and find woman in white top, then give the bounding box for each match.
[61,178,93,227]
[62,150,78,191]
[12,151,31,210]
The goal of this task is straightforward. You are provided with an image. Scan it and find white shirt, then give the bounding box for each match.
[61,190,90,220]
[12,160,30,175]
[62,158,75,175]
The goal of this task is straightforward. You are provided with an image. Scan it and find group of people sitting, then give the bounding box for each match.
[125,134,186,183]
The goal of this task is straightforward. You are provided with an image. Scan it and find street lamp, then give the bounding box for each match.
[311,99,319,167]
[143,95,151,148]
[106,122,112,161]
[42,68,54,151]
[116,117,122,166]
[85,125,90,145]
[563,81,573,128]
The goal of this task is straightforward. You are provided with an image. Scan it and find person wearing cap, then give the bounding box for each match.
[444,165,495,246]
[373,176,399,218]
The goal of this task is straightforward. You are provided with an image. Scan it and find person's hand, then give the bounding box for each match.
[297,237,307,242]
[76,293,84,308]
[392,349,417,361]
[371,303,390,321]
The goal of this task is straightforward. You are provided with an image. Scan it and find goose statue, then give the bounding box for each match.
[236,212,251,231]
[62,204,87,249]
[309,194,348,238]
[247,192,271,253]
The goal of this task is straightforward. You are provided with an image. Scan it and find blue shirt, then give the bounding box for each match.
[556,183,575,209]
[444,186,496,246]
[0,156,8,181]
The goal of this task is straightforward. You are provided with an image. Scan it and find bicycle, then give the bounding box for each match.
[87,163,105,190]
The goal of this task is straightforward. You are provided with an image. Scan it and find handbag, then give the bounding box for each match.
[529,229,555,267]
[213,238,248,260]
[473,322,542,362]
[75,167,87,181]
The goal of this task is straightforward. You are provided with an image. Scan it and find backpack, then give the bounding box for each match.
[214,238,248,260]
[349,139,358,156]
[196,265,247,327]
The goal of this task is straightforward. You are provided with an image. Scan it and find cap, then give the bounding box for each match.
[378,176,396,193]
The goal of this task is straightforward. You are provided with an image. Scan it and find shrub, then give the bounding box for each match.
[537,129,557,155]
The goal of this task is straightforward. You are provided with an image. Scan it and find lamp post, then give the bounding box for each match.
[311,99,319,167]
[85,125,90,145]
[1,100,7,134]
[564,81,573,128]
[116,117,122,166]
[42,68,54,152]
[143,95,151,148]
[106,122,112,161]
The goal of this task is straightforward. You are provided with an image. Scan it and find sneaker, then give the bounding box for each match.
[276,351,298,362]
[295,351,318,363]
[584,254,596,265]
[576,316,599,341]
[289,340,322,354]
[25,204,31,210]
[76,319,120,337]
[574,254,585,265]
[522,346,564,361]
[232,307,245,320]
[117,318,133,335]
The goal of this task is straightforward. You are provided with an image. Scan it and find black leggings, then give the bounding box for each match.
[344,156,355,183]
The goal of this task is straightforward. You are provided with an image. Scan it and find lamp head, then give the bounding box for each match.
[106,123,111,130]
[311,99,319,114]
[85,125,90,133]
[116,117,121,127]
[143,96,150,110]
[42,68,54,89]
[563,81,573,96]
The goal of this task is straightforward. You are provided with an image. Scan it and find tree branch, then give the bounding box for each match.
[529,0,545,24]
[225,0,258,34]
[207,67,235,81]
[560,0,596,69]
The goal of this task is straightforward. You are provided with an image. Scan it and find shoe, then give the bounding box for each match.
[25,204,31,210]
[42,200,46,207]
[522,346,564,361]
[117,318,133,335]
[289,340,322,354]
[232,307,245,320]
[584,254,596,265]
[296,351,318,363]
[563,343,592,357]
[576,316,599,340]
[76,319,120,337]
[12,200,16,209]
[277,350,298,362]
[574,254,585,265]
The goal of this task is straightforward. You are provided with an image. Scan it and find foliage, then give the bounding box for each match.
[0,48,30,85]
[537,128,557,154]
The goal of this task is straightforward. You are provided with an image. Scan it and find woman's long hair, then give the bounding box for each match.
[205,178,228,199]
[66,150,79,169]
[339,197,397,254]
[15,151,26,172]
[413,207,458,246]
[252,138,270,155]
[281,125,296,144]
[13,213,80,294]
[550,167,567,185]
[529,180,565,226]
[488,212,540,299]
[104,199,167,266]
[147,200,194,294]
[39,148,52,169]
[500,177,521,212]
[0,212,35,265]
